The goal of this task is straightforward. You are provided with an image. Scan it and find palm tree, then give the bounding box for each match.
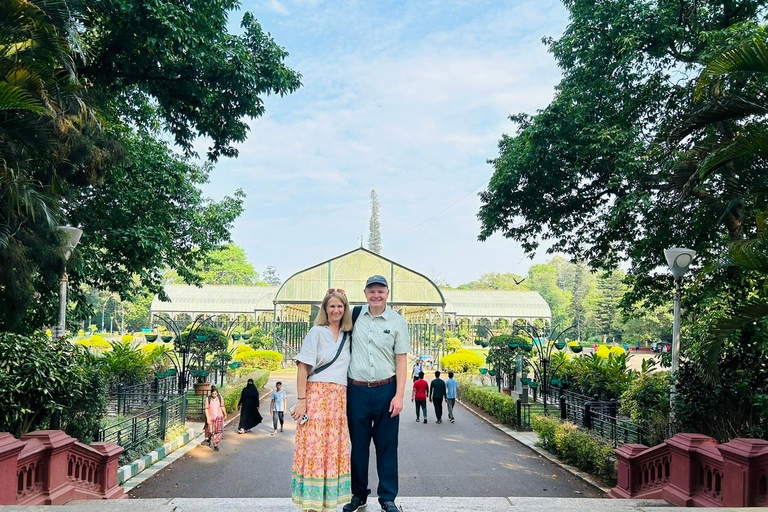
[0,0,92,248]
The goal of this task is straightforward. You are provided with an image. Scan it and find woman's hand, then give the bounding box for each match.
[290,401,306,421]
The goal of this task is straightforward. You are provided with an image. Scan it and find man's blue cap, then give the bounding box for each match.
[365,275,388,287]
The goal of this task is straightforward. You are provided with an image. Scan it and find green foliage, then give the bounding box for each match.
[444,336,462,353]
[233,348,283,371]
[457,379,517,424]
[246,326,274,349]
[1,0,300,333]
[532,414,616,485]
[620,372,670,446]
[0,332,106,439]
[554,352,637,400]
[440,349,483,373]
[180,325,227,377]
[165,243,264,285]
[100,341,152,386]
[674,321,768,441]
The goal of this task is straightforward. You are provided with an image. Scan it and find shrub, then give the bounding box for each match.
[457,379,516,424]
[76,334,111,352]
[100,341,153,386]
[445,337,462,353]
[441,349,483,373]
[620,372,670,445]
[234,349,282,371]
[0,332,106,440]
[532,414,616,484]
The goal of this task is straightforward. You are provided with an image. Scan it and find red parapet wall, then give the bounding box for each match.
[611,433,768,507]
[0,430,124,505]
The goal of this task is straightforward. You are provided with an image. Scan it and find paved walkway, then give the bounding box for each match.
[129,373,604,500]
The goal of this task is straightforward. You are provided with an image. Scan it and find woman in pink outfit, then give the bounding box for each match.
[205,386,227,451]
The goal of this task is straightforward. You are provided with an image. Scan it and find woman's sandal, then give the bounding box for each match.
[238,428,245,434]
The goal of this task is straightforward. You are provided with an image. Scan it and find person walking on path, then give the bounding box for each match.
[270,381,288,435]
[237,378,263,434]
[445,371,459,423]
[429,370,447,424]
[291,289,353,512]
[411,360,422,382]
[411,371,428,423]
[344,275,410,512]
[205,386,226,451]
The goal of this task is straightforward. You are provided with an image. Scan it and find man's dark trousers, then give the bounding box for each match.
[433,397,444,421]
[347,379,399,503]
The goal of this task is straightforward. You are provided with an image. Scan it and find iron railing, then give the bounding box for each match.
[107,376,178,415]
[97,394,186,452]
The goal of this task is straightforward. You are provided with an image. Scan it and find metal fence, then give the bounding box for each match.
[107,376,178,415]
[557,393,645,447]
[97,393,186,452]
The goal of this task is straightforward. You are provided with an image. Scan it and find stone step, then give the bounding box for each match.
[0,497,687,512]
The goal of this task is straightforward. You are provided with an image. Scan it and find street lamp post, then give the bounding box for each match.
[664,247,696,433]
[54,226,83,338]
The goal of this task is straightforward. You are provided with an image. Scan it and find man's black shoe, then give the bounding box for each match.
[343,496,367,512]
[380,500,399,512]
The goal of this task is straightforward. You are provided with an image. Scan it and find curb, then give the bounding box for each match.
[456,399,613,495]
[117,427,195,485]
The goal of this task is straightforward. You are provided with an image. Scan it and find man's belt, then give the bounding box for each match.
[349,375,396,387]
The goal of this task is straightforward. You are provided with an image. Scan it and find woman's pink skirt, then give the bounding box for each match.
[291,381,351,511]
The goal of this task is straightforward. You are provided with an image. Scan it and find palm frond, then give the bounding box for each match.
[669,97,768,141]
[699,299,768,382]
[698,37,768,94]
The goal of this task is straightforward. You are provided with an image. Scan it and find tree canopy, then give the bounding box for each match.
[0,0,301,332]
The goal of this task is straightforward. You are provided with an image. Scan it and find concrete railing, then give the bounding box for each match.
[0,430,124,505]
[611,433,768,507]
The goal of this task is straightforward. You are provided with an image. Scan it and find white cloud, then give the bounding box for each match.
[201,1,570,284]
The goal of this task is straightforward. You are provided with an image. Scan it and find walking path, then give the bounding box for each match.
[129,373,604,500]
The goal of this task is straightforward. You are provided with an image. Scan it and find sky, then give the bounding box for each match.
[198,0,571,286]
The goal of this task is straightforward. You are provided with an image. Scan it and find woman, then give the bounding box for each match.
[205,386,227,451]
[290,289,352,511]
[237,378,263,434]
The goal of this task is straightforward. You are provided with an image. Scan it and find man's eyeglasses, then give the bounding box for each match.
[327,288,346,295]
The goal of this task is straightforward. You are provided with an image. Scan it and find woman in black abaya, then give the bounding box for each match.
[237,378,263,433]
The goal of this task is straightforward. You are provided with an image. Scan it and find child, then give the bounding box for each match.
[205,386,227,451]
[270,381,288,435]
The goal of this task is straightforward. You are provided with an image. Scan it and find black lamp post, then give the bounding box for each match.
[153,313,216,394]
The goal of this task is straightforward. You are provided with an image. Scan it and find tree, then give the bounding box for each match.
[526,264,572,327]
[76,0,302,160]
[0,0,300,333]
[594,271,627,343]
[263,265,281,286]
[477,1,766,308]
[368,189,382,254]
[198,244,260,285]
[62,129,245,328]
[457,272,528,290]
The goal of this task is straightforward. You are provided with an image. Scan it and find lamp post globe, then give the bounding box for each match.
[54,226,83,338]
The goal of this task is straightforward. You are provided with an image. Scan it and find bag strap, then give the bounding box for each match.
[349,305,362,351]
[310,331,349,376]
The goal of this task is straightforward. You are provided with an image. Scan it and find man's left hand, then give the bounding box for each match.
[389,395,404,417]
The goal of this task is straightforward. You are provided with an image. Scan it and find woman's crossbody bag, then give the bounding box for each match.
[308,331,350,377]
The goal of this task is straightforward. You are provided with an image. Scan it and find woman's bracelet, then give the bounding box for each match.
[297,397,306,400]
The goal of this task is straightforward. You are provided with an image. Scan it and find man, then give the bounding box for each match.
[345,275,409,512]
[428,370,447,424]
[445,371,459,423]
[269,381,287,435]
[411,360,422,382]
[411,371,428,423]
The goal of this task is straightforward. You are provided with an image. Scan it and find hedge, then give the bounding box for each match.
[531,413,616,484]
[457,379,516,424]
[233,348,283,371]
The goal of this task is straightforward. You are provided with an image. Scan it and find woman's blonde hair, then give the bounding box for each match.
[315,291,353,331]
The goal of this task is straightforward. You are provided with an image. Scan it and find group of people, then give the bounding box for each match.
[290,274,409,512]
[202,379,289,448]
[411,370,459,424]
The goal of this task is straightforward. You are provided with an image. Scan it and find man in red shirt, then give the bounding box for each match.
[411,371,429,423]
